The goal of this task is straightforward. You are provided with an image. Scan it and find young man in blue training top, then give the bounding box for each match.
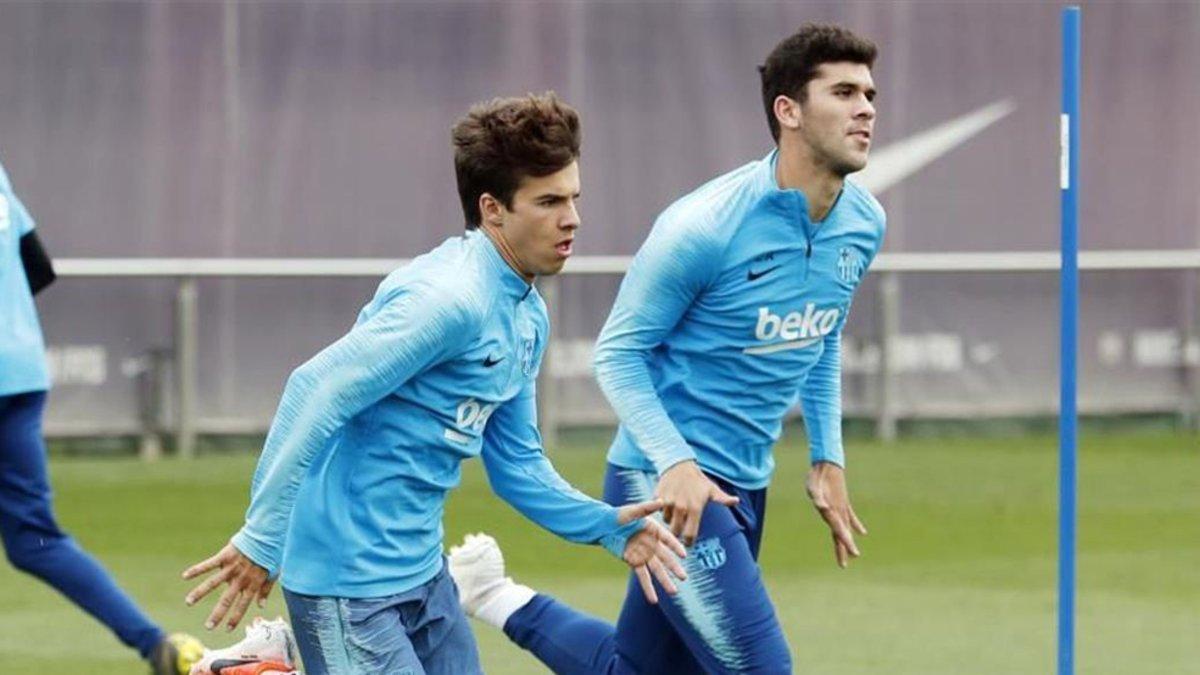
[181,93,687,675]
[451,24,886,674]
[0,156,204,674]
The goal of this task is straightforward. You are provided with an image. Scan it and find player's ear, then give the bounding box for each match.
[479,193,505,228]
[773,95,802,133]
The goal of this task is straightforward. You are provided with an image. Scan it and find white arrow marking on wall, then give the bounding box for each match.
[853,99,1017,194]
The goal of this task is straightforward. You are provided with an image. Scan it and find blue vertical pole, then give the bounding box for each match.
[1059,6,1080,675]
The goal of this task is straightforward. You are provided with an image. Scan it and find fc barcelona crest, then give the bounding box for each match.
[520,335,536,377]
[693,537,727,570]
[837,246,864,283]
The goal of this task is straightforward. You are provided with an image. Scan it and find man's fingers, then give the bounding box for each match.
[816,502,845,535]
[661,502,675,526]
[681,510,703,547]
[205,585,239,630]
[821,508,860,558]
[824,509,861,565]
[617,499,665,525]
[711,485,740,507]
[658,541,688,581]
[182,552,227,580]
[838,517,861,558]
[833,534,848,568]
[185,566,232,606]
[648,557,678,595]
[648,520,688,559]
[634,565,658,605]
[849,507,868,536]
[225,582,257,631]
[832,518,860,558]
[257,578,276,608]
[668,505,688,541]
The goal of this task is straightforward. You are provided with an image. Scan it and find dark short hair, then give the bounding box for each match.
[452,92,581,229]
[759,23,878,142]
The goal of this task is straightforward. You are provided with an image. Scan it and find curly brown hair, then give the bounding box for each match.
[759,23,878,142]
[452,92,581,229]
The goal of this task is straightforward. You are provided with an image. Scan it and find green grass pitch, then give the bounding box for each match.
[0,430,1195,673]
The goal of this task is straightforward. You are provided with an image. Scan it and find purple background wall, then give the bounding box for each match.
[0,2,1195,433]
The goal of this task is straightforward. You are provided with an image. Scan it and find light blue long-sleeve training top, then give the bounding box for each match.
[596,150,886,490]
[0,158,51,397]
[232,230,638,598]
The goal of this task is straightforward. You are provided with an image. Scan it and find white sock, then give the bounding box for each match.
[473,581,536,629]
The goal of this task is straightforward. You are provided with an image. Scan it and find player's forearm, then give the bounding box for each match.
[593,348,696,473]
[492,465,638,556]
[517,494,637,559]
[802,400,844,466]
[481,420,642,559]
[801,334,845,466]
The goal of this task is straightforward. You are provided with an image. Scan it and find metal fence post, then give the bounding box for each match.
[175,276,198,458]
[136,348,170,461]
[537,275,561,451]
[1189,269,1200,432]
[876,271,900,442]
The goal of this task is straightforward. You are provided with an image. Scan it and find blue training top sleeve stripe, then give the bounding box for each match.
[593,214,725,476]
[232,283,475,575]
[480,381,636,559]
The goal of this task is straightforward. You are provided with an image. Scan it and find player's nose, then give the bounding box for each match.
[562,201,581,230]
[856,98,875,121]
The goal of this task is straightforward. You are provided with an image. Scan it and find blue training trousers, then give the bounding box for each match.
[504,463,792,674]
[0,391,163,658]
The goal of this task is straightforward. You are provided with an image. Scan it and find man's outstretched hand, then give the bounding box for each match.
[182,541,274,632]
[616,499,689,604]
[806,462,867,568]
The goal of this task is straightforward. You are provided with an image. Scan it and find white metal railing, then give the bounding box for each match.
[53,249,1200,277]
[54,250,1200,456]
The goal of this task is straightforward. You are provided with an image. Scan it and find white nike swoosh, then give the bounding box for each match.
[852,99,1016,194]
[743,337,822,355]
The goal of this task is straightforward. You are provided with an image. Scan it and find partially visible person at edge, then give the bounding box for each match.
[0,154,203,674]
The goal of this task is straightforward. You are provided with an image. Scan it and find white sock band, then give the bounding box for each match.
[474,580,536,630]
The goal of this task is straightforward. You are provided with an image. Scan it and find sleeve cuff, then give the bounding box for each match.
[599,516,646,560]
[810,450,845,468]
[652,448,697,477]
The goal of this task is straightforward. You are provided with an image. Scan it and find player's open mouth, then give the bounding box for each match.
[555,239,574,257]
[849,130,871,142]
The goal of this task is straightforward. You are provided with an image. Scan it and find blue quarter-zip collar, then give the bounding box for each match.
[469,229,536,302]
[756,148,846,226]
